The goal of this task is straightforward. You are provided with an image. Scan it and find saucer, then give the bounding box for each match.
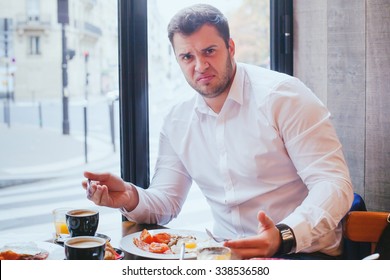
[114,248,125,260]
[95,233,111,242]
[55,233,111,245]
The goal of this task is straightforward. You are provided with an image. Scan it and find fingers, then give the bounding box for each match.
[257,210,275,231]
[224,235,275,259]
[224,235,256,248]
[223,211,279,259]
[83,171,107,202]
[86,179,96,199]
[87,183,108,206]
[83,171,111,182]
[224,237,270,259]
[97,185,110,205]
[82,178,97,199]
[81,180,88,190]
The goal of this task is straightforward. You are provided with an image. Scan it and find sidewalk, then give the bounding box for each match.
[0,123,118,187]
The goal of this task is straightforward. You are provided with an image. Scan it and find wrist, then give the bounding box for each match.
[123,183,139,212]
[275,224,296,255]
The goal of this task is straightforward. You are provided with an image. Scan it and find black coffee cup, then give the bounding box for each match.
[64,236,106,260]
[66,209,99,237]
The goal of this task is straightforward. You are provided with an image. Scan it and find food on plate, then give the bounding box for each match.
[133,229,198,254]
[152,232,171,244]
[140,228,153,244]
[149,242,171,254]
[0,243,49,260]
[104,241,122,260]
[104,241,116,260]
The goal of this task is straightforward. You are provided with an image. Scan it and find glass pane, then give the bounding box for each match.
[27,0,40,20]
[0,0,121,247]
[147,0,270,230]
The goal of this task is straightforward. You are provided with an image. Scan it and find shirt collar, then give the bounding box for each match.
[227,63,244,106]
[194,63,245,116]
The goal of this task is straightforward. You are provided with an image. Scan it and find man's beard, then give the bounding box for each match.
[188,55,234,99]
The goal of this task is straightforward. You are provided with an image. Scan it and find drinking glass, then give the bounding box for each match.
[52,208,71,239]
[197,246,231,260]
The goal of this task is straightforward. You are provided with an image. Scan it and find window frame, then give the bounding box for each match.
[29,36,41,55]
[118,0,293,190]
[270,0,293,75]
[27,0,40,21]
[118,0,149,189]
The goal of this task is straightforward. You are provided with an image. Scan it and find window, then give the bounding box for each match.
[119,0,292,188]
[118,0,292,228]
[26,0,40,21]
[0,0,292,246]
[270,0,293,75]
[0,0,120,245]
[28,36,40,55]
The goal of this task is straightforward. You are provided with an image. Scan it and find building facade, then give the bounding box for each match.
[0,0,118,102]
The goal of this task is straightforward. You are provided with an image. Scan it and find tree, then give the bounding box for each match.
[229,0,270,67]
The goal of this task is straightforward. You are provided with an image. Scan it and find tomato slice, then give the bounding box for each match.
[149,242,171,254]
[140,229,153,244]
[152,232,171,244]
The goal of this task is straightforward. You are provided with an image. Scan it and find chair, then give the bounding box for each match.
[343,211,390,259]
[342,193,371,259]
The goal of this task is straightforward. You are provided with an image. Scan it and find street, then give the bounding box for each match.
[0,168,213,248]
[1,96,120,139]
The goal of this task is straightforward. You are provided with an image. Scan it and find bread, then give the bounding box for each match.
[104,242,117,260]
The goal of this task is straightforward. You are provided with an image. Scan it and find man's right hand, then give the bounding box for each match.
[82,171,139,211]
[223,211,281,259]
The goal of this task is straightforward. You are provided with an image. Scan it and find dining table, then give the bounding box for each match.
[1,217,211,260]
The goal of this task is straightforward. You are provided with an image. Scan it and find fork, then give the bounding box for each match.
[86,179,96,199]
[205,228,230,243]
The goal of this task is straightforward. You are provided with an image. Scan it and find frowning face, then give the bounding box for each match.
[172,24,236,100]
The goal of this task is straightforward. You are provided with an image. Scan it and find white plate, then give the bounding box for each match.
[120,229,210,260]
[37,242,65,260]
[0,241,65,260]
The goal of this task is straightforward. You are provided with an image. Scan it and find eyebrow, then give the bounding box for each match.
[202,45,218,52]
[178,52,191,59]
[178,44,219,58]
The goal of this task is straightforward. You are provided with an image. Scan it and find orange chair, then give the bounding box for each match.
[343,211,390,259]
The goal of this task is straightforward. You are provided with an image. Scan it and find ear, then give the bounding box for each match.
[228,38,235,57]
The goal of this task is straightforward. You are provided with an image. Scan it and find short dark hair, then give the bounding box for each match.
[167,4,230,48]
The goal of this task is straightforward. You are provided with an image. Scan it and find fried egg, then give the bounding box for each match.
[170,236,198,254]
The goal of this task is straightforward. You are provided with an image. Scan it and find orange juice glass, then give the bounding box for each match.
[55,221,70,235]
[52,208,71,238]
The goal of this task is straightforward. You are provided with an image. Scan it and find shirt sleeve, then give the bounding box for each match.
[120,128,192,225]
[266,77,354,253]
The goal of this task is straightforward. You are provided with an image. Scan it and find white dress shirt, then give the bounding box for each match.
[122,63,354,256]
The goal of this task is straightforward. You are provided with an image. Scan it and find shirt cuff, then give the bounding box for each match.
[278,217,310,253]
[119,186,149,223]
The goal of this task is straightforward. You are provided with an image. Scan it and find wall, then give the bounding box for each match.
[293,0,390,211]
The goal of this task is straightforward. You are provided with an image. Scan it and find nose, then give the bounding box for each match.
[194,57,209,73]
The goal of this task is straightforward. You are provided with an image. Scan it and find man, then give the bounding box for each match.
[83,4,353,259]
